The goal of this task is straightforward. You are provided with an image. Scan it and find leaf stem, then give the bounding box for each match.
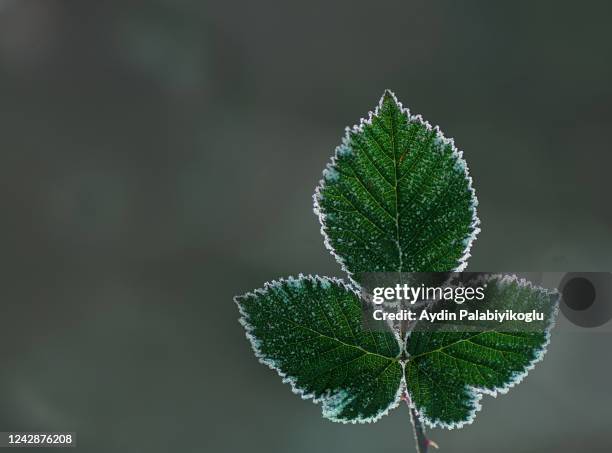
[404,394,437,453]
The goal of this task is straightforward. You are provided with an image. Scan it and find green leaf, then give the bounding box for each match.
[237,91,558,431]
[314,90,479,284]
[235,275,403,423]
[405,275,559,428]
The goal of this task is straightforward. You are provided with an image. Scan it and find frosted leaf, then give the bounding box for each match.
[314,90,480,284]
[405,275,559,428]
[236,90,558,431]
[236,275,402,423]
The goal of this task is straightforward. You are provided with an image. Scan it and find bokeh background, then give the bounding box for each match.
[1,1,611,452]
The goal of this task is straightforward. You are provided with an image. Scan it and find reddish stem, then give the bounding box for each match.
[402,392,437,453]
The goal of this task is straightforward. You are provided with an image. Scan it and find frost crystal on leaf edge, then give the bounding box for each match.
[234,274,405,424]
[313,89,481,289]
[408,274,560,429]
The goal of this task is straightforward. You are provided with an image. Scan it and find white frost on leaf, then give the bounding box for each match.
[235,274,403,424]
[412,274,560,429]
[236,91,558,432]
[323,166,340,182]
[313,89,481,287]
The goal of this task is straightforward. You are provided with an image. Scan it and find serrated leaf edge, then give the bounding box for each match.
[408,274,560,429]
[313,90,481,289]
[234,273,405,424]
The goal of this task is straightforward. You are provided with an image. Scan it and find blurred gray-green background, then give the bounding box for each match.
[1,1,611,452]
